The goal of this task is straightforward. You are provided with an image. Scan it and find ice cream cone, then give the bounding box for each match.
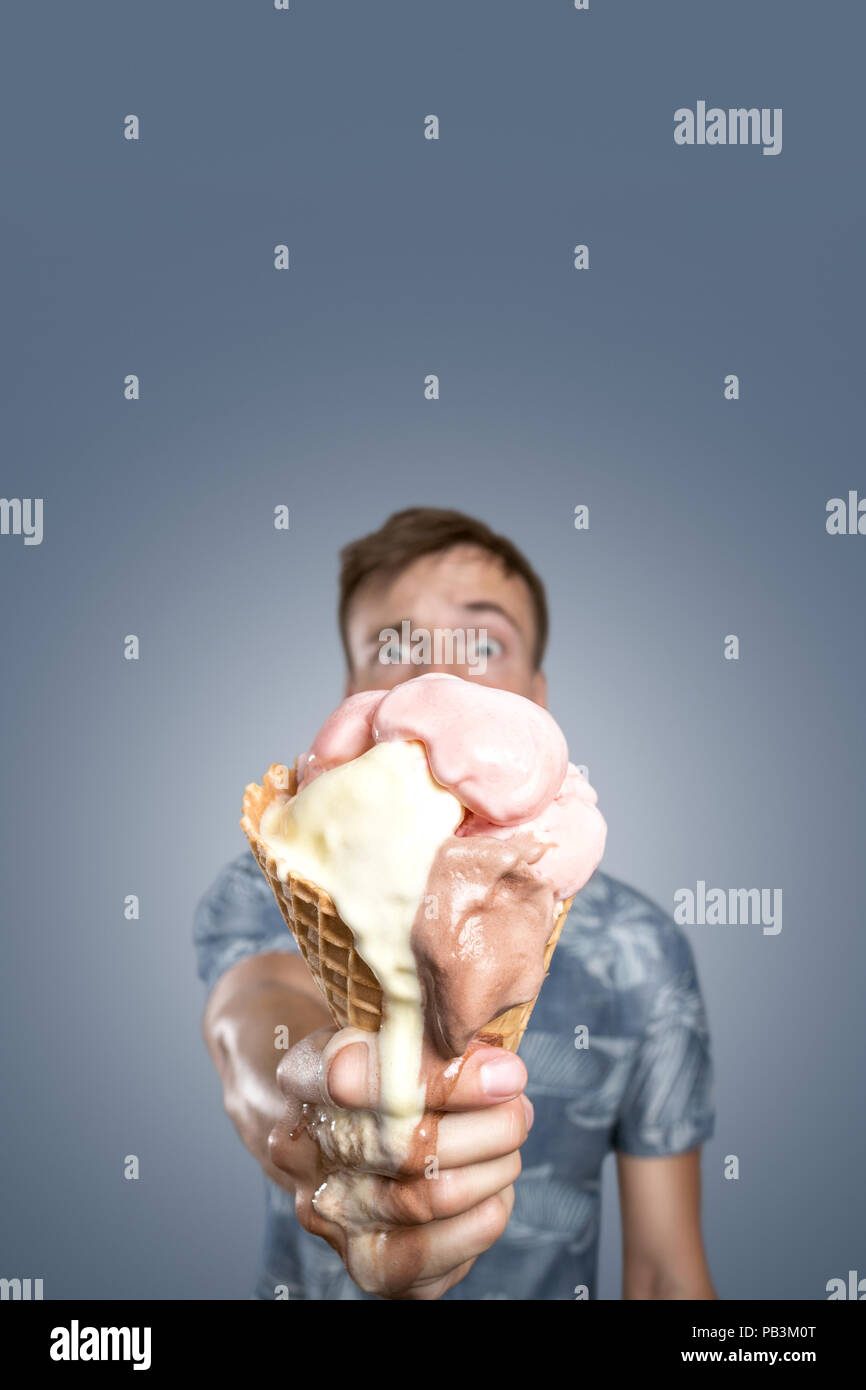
[241,762,573,1055]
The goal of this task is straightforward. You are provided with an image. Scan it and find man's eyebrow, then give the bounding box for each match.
[364,620,406,646]
[459,601,522,635]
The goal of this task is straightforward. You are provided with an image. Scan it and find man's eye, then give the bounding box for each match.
[475,636,504,658]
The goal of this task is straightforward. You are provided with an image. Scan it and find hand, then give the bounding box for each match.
[268,1026,533,1300]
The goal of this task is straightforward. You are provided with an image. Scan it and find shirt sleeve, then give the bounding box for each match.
[193,849,300,997]
[612,922,715,1157]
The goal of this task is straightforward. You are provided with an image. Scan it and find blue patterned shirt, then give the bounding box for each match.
[194,851,715,1300]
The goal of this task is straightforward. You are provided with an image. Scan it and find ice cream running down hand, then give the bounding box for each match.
[256,674,607,1158]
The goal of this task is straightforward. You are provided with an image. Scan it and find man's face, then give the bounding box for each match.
[344,544,547,706]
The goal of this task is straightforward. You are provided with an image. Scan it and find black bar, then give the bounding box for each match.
[3,1298,861,1374]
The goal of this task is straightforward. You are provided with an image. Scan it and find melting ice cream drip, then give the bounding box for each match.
[258,738,463,1158]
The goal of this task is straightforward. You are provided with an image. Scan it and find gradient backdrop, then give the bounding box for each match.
[2,0,864,1300]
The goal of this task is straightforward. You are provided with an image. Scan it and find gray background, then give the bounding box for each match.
[2,0,864,1299]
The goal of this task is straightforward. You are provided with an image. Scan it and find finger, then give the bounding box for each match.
[433,1096,531,1169]
[347,1191,514,1297]
[394,1192,512,1300]
[395,1257,479,1303]
[326,1037,529,1114]
[275,1026,373,1105]
[427,1045,530,1112]
[277,1030,531,1119]
[376,1255,479,1303]
[311,1149,522,1228]
[268,1104,319,1177]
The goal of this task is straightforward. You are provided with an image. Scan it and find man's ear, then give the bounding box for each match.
[530,668,548,708]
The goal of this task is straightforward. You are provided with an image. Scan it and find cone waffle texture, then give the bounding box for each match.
[240,761,574,1054]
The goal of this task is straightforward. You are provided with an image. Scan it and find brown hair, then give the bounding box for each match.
[338,507,549,670]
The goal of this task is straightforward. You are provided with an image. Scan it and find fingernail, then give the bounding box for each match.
[480,1055,525,1097]
[521,1094,535,1131]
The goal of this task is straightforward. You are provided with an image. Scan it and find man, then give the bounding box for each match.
[195,507,717,1300]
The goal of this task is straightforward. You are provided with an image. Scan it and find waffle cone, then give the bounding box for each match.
[240,762,573,1055]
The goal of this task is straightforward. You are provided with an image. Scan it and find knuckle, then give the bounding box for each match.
[431,1165,461,1218]
[345,1239,393,1298]
[266,1127,284,1167]
[506,1148,523,1185]
[267,1125,292,1174]
[474,1193,507,1249]
[488,1191,511,1241]
[503,1097,527,1149]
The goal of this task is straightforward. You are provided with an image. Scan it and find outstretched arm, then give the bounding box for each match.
[202,951,333,1191]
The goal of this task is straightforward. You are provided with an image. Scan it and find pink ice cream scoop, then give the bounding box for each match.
[372,673,568,824]
[297,673,605,900]
[298,672,567,819]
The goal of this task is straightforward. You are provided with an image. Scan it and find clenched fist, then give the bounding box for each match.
[269,1025,533,1300]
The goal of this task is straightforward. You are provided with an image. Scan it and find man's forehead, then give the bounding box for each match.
[362,546,524,604]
